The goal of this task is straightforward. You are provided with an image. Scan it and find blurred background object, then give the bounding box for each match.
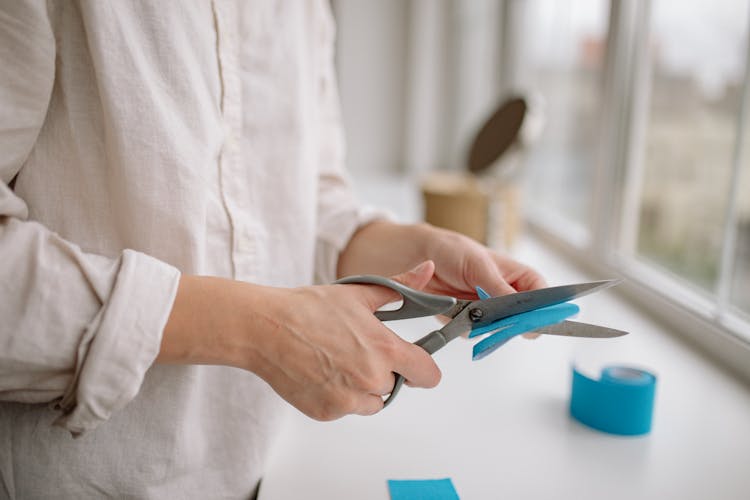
[421,172,490,243]
[420,95,540,247]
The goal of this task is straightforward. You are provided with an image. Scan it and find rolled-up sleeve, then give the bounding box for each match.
[0,1,180,435]
[312,1,387,284]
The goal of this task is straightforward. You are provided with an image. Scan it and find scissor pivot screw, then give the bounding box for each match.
[469,308,484,322]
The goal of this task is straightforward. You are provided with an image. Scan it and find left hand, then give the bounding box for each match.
[337,221,547,341]
[419,225,547,299]
[338,221,546,299]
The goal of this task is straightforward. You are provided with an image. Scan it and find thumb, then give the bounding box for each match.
[357,260,436,311]
[390,260,435,291]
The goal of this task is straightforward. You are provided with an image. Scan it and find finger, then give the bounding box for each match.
[480,276,516,297]
[390,259,435,291]
[515,268,547,291]
[354,394,385,416]
[467,257,517,297]
[392,340,442,389]
[376,372,397,397]
[492,254,547,292]
[522,332,541,339]
[357,260,436,311]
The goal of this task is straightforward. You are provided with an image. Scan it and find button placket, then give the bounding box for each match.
[212,0,258,280]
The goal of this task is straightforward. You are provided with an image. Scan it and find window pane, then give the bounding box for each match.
[731,118,750,314]
[517,0,609,233]
[636,0,749,291]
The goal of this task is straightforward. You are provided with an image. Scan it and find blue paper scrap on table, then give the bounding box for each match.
[570,365,657,436]
[387,478,460,500]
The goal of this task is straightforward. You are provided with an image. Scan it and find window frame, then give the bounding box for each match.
[514,0,750,382]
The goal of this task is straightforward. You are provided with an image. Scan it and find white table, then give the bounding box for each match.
[258,235,750,500]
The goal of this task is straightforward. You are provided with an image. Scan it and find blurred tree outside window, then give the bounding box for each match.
[636,0,749,300]
[731,108,750,314]
[516,0,609,234]
[515,0,750,337]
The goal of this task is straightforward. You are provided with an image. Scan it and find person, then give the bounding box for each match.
[0,1,545,498]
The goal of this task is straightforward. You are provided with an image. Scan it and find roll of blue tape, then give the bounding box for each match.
[570,365,656,436]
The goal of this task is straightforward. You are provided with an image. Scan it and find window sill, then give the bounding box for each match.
[526,219,750,385]
[260,217,750,500]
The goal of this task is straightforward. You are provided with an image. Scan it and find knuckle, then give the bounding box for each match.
[363,399,384,416]
[367,375,386,395]
[345,351,380,386]
[377,372,395,392]
[350,366,378,392]
[309,395,346,422]
[341,393,360,414]
[379,334,401,358]
[308,404,336,422]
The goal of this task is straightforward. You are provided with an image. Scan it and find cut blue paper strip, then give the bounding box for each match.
[471,303,580,360]
[388,478,460,500]
[469,285,580,360]
[469,302,579,339]
[475,285,491,300]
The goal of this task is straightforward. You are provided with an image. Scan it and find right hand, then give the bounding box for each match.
[206,261,440,420]
[252,261,442,420]
[160,262,443,420]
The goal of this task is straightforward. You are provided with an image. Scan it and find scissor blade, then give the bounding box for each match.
[533,320,628,338]
[468,279,620,330]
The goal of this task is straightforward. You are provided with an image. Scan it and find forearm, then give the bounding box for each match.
[158,276,280,373]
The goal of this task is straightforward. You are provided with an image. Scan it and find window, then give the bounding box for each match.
[730,97,750,316]
[516,0,610,242]
[512,1,750,365]
[629,0,749,294]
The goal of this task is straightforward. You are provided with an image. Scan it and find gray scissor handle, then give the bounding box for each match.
[334,275,457,407]
[334,275,457,320]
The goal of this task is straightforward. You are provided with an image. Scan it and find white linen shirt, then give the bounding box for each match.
[0,1,375,498]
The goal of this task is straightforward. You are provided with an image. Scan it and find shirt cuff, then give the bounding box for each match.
[54,249,181,435]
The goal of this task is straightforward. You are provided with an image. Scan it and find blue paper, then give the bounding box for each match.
[470,303,580,360]
[388,478,460,500]
[475,286,491,300]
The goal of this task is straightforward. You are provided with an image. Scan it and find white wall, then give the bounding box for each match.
[332,0,509,175]
[332,0,409,174]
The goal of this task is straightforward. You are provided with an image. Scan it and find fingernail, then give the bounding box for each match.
[412,261,431,273]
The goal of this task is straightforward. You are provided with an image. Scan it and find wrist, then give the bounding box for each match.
[157,275,268,372]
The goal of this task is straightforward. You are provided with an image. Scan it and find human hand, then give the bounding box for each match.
[419,225,547,299]
[418,226,547,338]
[250,262,441,420]
[338,221,546,300]
[335,220,547,340]
[159,263,441,421]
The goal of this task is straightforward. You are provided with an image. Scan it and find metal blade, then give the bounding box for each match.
[462,279,620,330]
[439,279,621,345]
[533,320,628,338]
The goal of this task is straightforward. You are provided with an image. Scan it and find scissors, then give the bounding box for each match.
[334,275,627,407]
